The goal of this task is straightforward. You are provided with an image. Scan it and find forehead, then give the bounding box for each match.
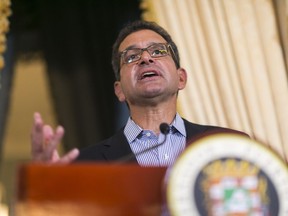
[119,29,167,51]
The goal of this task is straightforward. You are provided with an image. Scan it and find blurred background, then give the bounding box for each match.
[0,0,287,215]
[0,0,141,213]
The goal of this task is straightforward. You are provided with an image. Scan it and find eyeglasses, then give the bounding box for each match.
[120,43,172,64]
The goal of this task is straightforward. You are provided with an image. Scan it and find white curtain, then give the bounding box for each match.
[141,0,288,161]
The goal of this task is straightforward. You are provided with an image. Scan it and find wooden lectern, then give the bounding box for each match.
[15,163,167,216]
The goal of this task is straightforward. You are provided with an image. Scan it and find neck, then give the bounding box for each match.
[129,102,177,134]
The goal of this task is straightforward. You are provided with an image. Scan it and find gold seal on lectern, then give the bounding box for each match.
[166,134,288,216]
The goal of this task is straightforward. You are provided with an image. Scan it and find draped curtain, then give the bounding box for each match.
[141,0,288,161]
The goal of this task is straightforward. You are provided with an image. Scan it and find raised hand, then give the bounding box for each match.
[31,112,79,164]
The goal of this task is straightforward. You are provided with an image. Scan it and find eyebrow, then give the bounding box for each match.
[121,45,138,52]
[120,42,166,52]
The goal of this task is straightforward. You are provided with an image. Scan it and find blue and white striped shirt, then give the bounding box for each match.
[124,113,186,167]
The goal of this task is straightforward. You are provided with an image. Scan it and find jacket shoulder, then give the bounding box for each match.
[183,118,249,144]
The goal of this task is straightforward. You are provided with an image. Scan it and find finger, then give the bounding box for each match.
[43,124,54,145]
[53,125,65,145]
[31,112,44,153]
[51,149,60,161]
[44,126,64,161]
[57,148,80,164]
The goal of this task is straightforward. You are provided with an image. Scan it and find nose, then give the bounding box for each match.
[138,50,154,65]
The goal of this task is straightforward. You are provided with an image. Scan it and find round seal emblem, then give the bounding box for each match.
[166,134,288,216]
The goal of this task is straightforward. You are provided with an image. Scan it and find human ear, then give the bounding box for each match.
[177,68,187,90]
[114,81,126,102]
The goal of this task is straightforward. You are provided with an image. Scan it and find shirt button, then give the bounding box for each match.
[164,154,169,160]
[146,132,151,137]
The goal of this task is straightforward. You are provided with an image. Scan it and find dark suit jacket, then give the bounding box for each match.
[76,118,247,163]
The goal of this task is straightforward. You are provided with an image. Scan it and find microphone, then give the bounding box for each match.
[159,123,170,135]
[117,123,170,163]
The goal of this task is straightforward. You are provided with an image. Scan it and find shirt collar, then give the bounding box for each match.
[171,113,186,137]
[124,113,186,143]
[124,118,143,143]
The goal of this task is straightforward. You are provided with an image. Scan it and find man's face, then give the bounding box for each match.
[114,29,187,106]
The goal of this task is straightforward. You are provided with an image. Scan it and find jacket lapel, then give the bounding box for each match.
[102,129,138,163]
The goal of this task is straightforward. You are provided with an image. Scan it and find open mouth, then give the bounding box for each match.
[139,71,159,80]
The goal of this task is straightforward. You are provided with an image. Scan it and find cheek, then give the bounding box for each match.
[119,67,130,80]
[120,68,136,85]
